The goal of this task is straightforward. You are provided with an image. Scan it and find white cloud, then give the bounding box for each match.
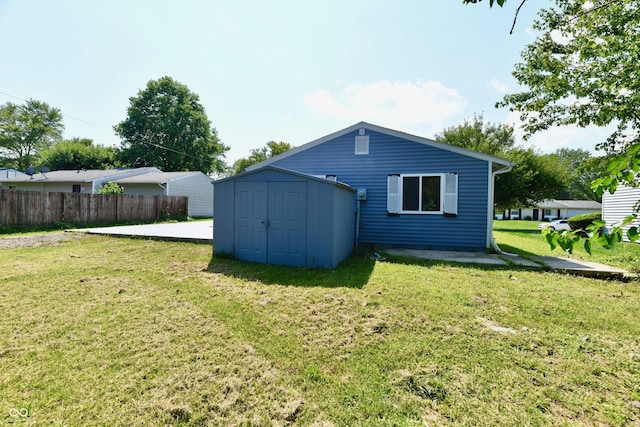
[504,110,607,154]
[489,78,509,94]
[304,80,467,135]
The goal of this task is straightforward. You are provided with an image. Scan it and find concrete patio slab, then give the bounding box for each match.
[385,248,629,279]
[71,220,213,243]
[532,256,628,279]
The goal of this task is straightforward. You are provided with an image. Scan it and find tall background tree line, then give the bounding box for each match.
[0,86,607,212]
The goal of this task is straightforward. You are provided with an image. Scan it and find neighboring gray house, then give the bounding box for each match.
[506,199,602,221]
[602,185,640,242]
[237,122,512,254]
[113,171,213,217]
[214,166,356,268]
[0,168,161,193]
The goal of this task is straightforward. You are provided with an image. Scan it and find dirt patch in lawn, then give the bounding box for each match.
[0,232,86,249]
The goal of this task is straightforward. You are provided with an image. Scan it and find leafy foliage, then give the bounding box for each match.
[97,181,123,194]
[115,76,229,174]
[0,99,64,170]
[37,138,119,170]
[542,215,637,255]
[462,0,506,7]
[545,149,607,201]
[436,115,565,209]
[232,141,293,174]
[498,0,640,252]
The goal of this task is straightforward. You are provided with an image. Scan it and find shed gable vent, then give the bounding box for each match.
[355,135,369,155]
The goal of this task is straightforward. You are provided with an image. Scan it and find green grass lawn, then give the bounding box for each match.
[494,220,640,272]
[1,233,639,426]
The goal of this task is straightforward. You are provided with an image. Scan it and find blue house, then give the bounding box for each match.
[247,122,512,252]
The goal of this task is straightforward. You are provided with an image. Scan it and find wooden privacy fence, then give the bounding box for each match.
[0,189,188,226]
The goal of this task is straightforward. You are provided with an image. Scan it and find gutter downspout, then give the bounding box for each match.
[488,161,515,255]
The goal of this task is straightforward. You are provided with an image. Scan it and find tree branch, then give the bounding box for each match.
[509,0,528,34]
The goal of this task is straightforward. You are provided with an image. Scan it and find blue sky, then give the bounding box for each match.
[0,0,607,164]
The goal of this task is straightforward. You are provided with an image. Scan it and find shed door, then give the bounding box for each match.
[235,182,268,263]
[268,182,307,266]
[234,181,307,266]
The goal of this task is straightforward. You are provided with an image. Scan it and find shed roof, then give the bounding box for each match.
[247,121,513,172]
[0,167,160,183]
[215,165,355,192]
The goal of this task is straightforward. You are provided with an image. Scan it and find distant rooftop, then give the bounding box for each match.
[0,168,161,183]
[553,199,602,209]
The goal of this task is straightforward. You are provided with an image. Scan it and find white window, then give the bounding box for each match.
[387,173,458,215]
[355,135,369,155]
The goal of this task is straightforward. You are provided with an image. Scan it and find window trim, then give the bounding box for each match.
[399,173,445,215]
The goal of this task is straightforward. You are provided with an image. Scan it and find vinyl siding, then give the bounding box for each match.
[270,129,491,251]
[166,174,213,217]
[121,183,164,196]
[603,185,640,242]
[7,182,94,193]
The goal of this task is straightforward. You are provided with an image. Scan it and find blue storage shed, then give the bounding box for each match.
[213,166,356,268]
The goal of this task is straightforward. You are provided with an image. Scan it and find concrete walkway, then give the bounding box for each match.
[71,220,213,243]
[385,248,629,279]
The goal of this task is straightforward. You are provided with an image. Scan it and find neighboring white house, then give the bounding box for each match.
[113,171,213,217]
[504,199,602,221]
[0,168,214,217]
[602,185,640,242]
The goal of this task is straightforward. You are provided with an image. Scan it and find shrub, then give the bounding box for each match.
[568,212,602,231]
[97,181,123,194]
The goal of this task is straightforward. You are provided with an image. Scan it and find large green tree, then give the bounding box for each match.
[544,148,608,201]
[232,141,293,174]
[471,0,640,251]
[37,138,119,170]
[436,115,565,210]
[0,99,64,170]
[115,76,228,174]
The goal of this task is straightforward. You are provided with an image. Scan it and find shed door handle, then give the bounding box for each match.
[262,219,269,228]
